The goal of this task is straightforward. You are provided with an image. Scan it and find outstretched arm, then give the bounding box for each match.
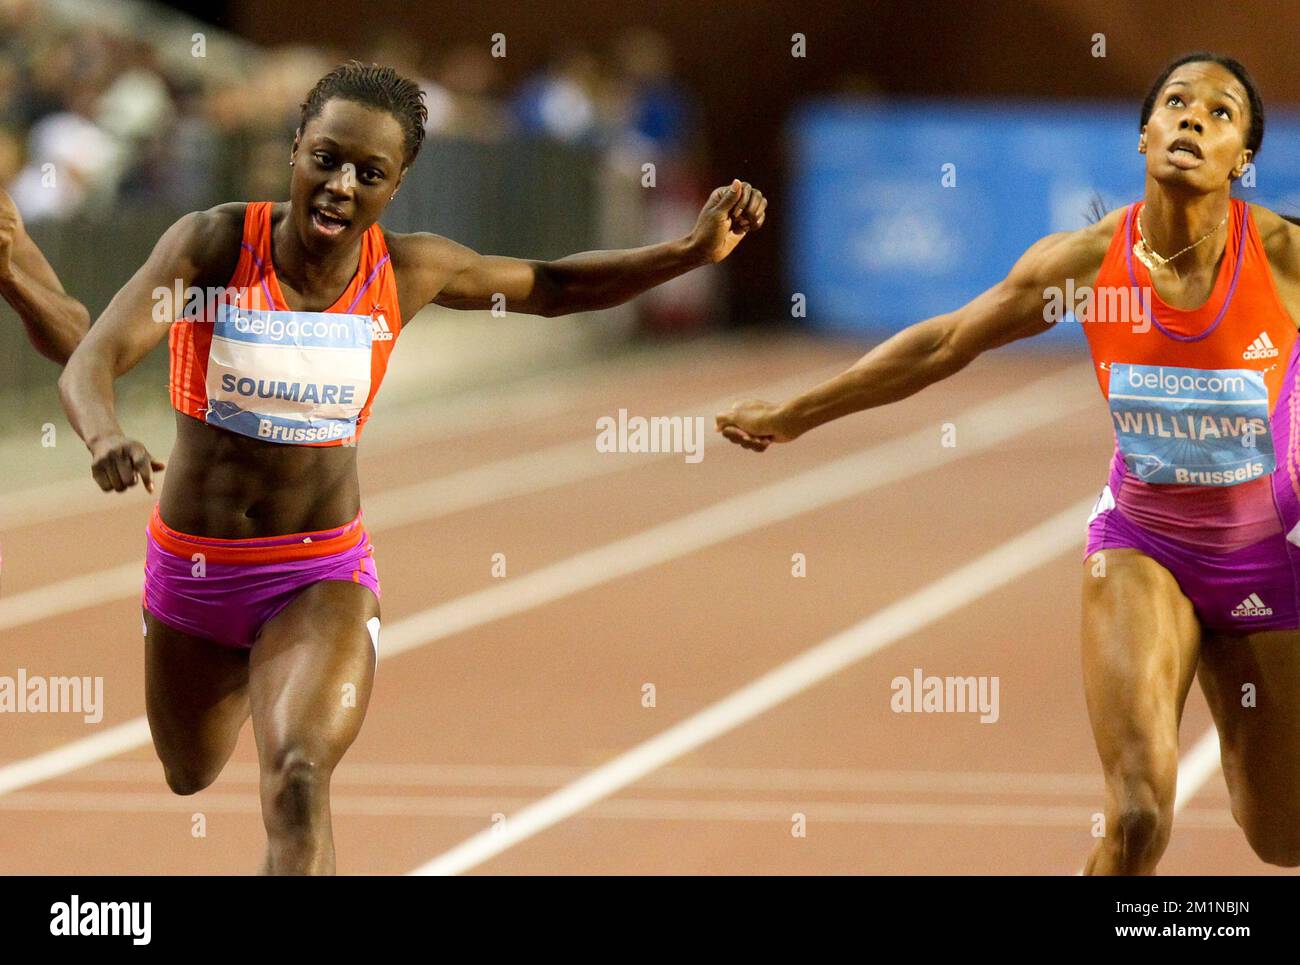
[716,215,1116,452]
[411,179,766,317]
[0,190,90,364]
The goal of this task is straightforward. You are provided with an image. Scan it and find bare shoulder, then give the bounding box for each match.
[162,202,248,285]
[184,202,247,248]
[1249,202,1300,261]
[1249,203,1300,315]
[1007,206,1122,290]
[382,228,476,275]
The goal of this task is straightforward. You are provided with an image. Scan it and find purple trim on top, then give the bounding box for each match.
[1124,201,1246,343]
[240,241,278,309]
[238,206,387,316]
[344,253,391,314]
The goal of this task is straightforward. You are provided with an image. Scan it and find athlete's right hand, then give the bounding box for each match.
[714,399,801,453]
[89,435,166,493]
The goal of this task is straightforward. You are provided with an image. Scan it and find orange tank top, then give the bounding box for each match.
[167,201,402,447]
[1082,198,1299,550]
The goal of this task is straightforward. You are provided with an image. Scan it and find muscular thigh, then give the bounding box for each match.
[248,580,379,770]
[144,612,251,766]
[1197,627,1300,819]
[1081,548,1202,778]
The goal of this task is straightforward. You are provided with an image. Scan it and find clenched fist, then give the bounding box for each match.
[688,179,767,264]
[714,398,801,453]
[89,434,166,493]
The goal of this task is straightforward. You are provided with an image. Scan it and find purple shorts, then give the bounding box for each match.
[143,505,381,650]
[1085,490,1300,634]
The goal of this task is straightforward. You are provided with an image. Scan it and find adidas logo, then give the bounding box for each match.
[1243,332,1278,360]
[371,312,394,342]
[1231,592,1273,617]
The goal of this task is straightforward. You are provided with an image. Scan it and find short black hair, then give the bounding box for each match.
[1140,52,1264,158]
[299,61,428,167]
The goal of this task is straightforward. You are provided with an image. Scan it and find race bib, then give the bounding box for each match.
[204,303,373,445]
[1107,363,1273,486]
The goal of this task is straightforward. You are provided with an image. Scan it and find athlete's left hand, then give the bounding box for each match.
[688,180,767,264]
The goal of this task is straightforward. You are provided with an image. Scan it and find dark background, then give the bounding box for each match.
[191,0,1300,324]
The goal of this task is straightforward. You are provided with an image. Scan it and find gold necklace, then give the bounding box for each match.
[1134,209,1228,272]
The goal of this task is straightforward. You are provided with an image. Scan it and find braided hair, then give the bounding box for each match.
[300,60,428,167]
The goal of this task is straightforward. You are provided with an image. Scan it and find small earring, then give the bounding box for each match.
[289,160,295,166]
[390,193,395,200]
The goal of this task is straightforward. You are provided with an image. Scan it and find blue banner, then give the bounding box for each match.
[788,99,1300,346]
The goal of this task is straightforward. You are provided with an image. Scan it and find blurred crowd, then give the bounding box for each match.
[0,0,703,223]
[0,0,717,331]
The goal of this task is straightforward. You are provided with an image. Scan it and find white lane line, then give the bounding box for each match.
[0,369,584,527]
[378,369,1096,657]
[0,790,1240,829]
[1173,726,1222,813]
[0,718,152,797]
[0,563,145,633]
[0,365,846,633]
[0,342,839,527]
[62,759,1107,795]
[409,495,1098,875]
[0,366,1096,799]
[0,379,593,526]
[360,365,846,531]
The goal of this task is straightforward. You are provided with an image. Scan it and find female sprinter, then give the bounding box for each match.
[716,52,1300,875]
[59,61,767,875]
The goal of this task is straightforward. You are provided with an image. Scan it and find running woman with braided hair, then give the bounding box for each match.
[718,52,1300,874]
[60,61,767,875]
